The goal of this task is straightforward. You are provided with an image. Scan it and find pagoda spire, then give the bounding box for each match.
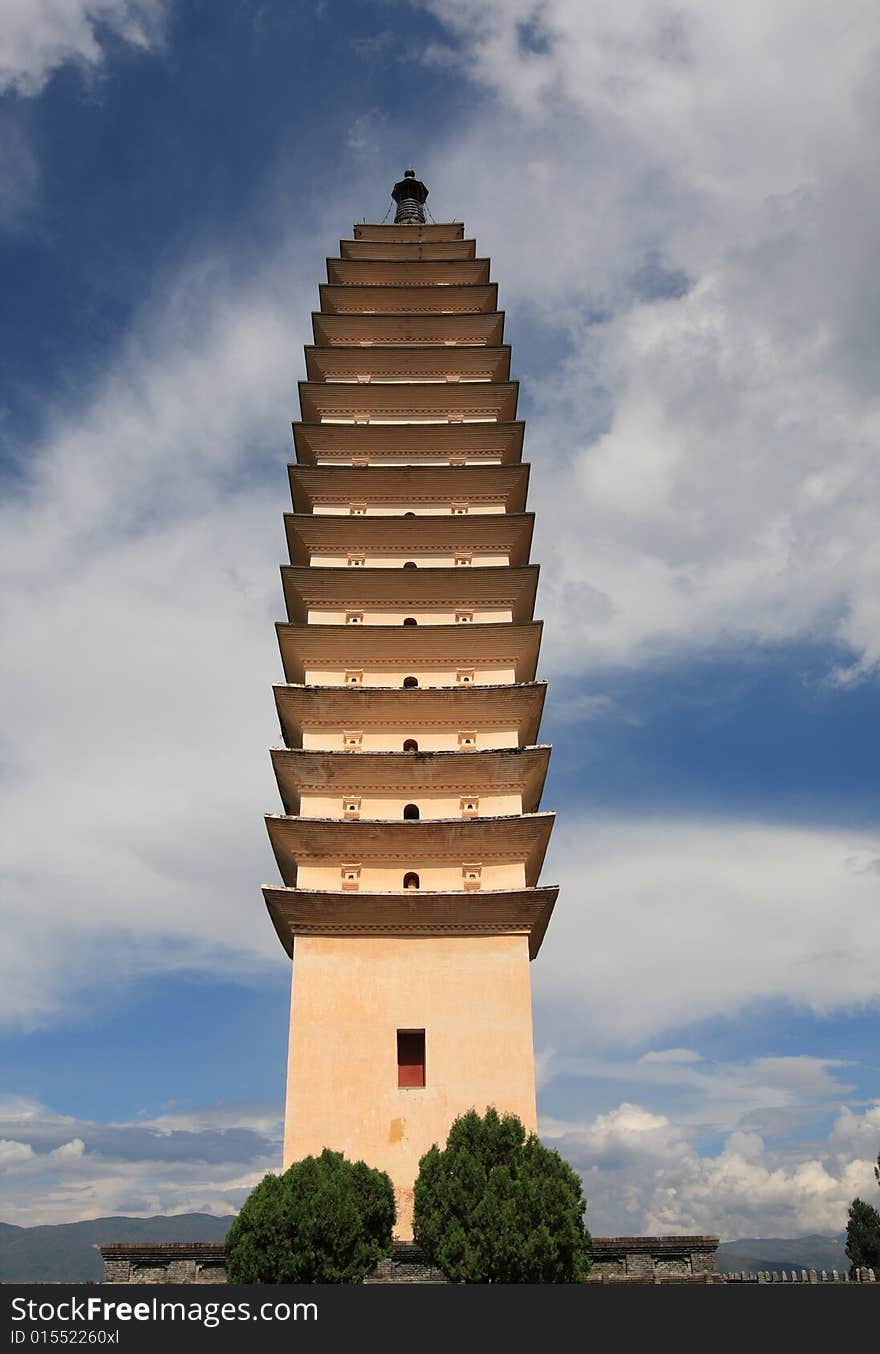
[391,168,429,223]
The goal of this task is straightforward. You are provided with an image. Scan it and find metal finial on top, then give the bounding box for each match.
[392,168,428,224]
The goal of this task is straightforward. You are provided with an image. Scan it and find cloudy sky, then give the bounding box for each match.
[1,0,879,1240]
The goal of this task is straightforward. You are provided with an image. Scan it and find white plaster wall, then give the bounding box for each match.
[309,552,509,567]
[314,504,506,516]
[303,666,518,686]
[295,862,527,891]
[298,792,522,819]
[306,608,513,625]
[300,727,520,751]
[313,457,503,467]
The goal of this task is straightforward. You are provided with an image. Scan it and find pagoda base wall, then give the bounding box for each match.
[283,933,536,1237]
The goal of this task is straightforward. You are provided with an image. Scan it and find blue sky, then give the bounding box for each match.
[1,0,879,1238]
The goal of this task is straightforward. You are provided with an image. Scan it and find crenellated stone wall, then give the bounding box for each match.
[724,1267,876,1283]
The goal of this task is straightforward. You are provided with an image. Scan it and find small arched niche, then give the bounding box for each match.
[404,512,416,518]
[403,561,417,569]
[403,738,419,752]
[403,872,420,889]
[403,676,419,688]
[403,617,418,626]
[403,803,420,821]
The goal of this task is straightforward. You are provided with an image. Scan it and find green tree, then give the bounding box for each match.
[225,1148,395,1283]
[413,1106,592,1283]
[845,1197,880,1276]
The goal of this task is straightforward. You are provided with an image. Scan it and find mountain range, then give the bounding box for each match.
[0,1215,234,1284]
[715,1233,849,1275]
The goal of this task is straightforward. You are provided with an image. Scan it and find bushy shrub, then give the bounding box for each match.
[413,1107,591,1283]
[226,1148,395,1283]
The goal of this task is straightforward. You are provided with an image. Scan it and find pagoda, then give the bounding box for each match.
[263,172,557,1235]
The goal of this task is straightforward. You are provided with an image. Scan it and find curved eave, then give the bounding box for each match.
[280,564,539,624]
[264,885,558,960]
[270,745,551,814]
[312,311,505,349]
[318,283,498,315]
[339,238,477,261]
[265,811,555,887]
[297,379,518,423]
[304,343,511,383]
[273,680,547,747]
[288,462,530,513]
[326,258,491,287]
[276,619,543,684]
[284,511,535,566]
[292,420,524,466]
[352,223,465,242]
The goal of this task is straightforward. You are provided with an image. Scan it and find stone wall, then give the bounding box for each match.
[586,1235,722,1283]
[363,1243,449,1284]
[99,1243,227,1285]
[98,1236,877,1286]
[99,1235,718,1285]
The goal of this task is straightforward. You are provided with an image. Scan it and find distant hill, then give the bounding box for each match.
[716,1234,849,1275]
[0,1214,234,1284]
[0,1216,852,1283]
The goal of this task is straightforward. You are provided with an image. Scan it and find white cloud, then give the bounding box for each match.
[0,1098,282,1225]
[0,147,435,1029]
[144,1103,284,1136]
[538,1048,858,1143]
[541,1098,880,1237]
[414,1,880,678]
[537,815,880,1043]
[3,1087,876,1236]
[0,0,166,96]
[48,1138,85,1162]
[640,1049,703,1065]
[0,1139,35,1170]
[0,241,323,1027]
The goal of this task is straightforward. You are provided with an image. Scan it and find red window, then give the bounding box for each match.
[397,1030,425,1087]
